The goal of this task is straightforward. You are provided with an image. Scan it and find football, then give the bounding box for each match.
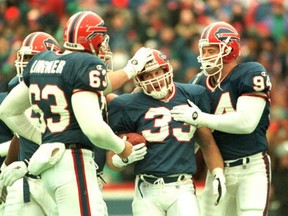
[118,133,147,146]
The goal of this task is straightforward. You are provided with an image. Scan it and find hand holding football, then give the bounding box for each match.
[118,133,146,146]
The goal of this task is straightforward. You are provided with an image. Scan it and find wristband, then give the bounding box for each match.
[23,159,29,167]
[122,65,134,79]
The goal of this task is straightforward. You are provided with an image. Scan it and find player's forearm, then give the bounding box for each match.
[196,127,224,172]
[0,140,11,157]
[202,144,224,173]
[4,135,19,165]
[104,70,130,95]
[0,82,41,144]
[201,112,255,134]
[85,121,126,154]
[201,96,266,134]
[1,114,41,145]
[72,91,125,154]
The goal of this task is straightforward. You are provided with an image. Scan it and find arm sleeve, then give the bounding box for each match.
[0,140,10,157]
[71,91,125,154]
[201,96,266,134]
[0,82,41,144]
[103,69,130,95]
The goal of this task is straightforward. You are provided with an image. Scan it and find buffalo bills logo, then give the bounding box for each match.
[158,52,167,61]
[86,24,107,41]
[44,38,60,51]
[214,28,240,44]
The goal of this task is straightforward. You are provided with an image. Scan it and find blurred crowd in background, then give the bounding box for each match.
[0,0,288,215]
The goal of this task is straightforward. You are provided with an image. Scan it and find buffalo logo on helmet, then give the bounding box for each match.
[86,25,107,41]
[158,52,167,61]
[214,28,240,45]
[44,38,60,51]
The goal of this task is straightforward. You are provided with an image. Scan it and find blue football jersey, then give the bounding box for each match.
[108,82,211,177]
[0,92,13,143]
[7,76,19,93]
[189,62,271,160]
[93,146,106,173]
[23,50,108,149]
[0,92,14,165]
[18,136,39,161]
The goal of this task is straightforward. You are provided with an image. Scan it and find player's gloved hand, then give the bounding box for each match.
[0,161,7,205]
[0,178,4,205]
[123,47,153,79]
[171,99,205,126]
[212,168,226,206]
[112,143,147,168]
[1,160,28,186]
[0,186,7,205]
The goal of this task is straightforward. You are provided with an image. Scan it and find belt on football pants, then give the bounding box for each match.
[23,173,41,203]
[23,177,30,203]
[26,173,41,179]
[224,157,250,167]
[224,152,268,167]
[141,175,187,184]
[137,174,192,198]
[65,143,92,151]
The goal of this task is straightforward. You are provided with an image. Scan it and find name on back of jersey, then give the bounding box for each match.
[30,60,66,74]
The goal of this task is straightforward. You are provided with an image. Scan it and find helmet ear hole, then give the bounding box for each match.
[226,47,232,54]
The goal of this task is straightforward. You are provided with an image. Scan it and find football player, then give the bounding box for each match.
[0,32,61,216]
[0,92,13,166]
[0,92,14,215]
[107,49,225,216]
[171,21,272,216]
[0,11,152,216]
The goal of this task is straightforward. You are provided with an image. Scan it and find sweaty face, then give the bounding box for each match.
[140,68,166,93]
[200,45,221,74]
[138,67,171,100]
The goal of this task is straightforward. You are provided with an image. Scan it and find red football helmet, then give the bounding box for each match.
[15,31,61,81]
[135,49,173,99]
[63,11,113,71]
[197,21,240,76]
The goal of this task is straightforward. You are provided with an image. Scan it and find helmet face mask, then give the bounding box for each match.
[198,43,224,77]
[138,68,171,99]
[98,35,113,72]
[197,22,240,77]
[15,32,60,81]
[135,50,173,99]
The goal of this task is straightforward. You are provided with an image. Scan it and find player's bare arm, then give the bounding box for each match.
[196,126,226,205]
[195,127,224,172]
[3,135,19,166]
